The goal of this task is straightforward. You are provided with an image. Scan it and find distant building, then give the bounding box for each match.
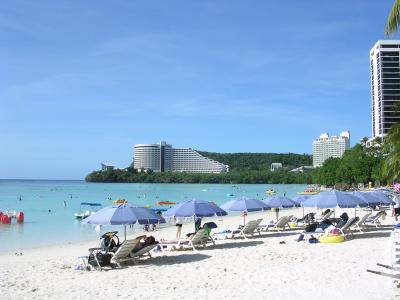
[134,141,229,173]
[370,40,400,138]
[270,163,283,172]
[101,163,115,171]
[312,131,350,167]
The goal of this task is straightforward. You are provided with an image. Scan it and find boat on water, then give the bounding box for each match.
[297,186,320,195]
[157,201,176,206]
[112,199,128,204]
[74,202,102,219]
[265,188,276,196]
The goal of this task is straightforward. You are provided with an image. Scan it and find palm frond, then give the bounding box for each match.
[386,0,400,36]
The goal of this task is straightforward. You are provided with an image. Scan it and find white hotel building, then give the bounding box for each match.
[370,40,400,138]
[312,131,350,167]
[134,141,229,173]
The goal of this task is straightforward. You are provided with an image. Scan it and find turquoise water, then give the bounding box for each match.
[0,180,306,251]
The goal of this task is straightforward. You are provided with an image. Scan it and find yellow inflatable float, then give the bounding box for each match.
[319,235,345,243]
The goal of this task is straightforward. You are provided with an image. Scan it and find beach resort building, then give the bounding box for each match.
[312,131,350,167]
[134,141,229,173]
[100,163,115,171]
[370,40,400,138]
[270,163,283,172]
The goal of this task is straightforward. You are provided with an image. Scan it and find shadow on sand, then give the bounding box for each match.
[134,253,212,267]
[210,240,264,250]
[351,230,391,240]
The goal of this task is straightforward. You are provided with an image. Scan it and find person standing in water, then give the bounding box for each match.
[19,195,22,201]
[63,200,67,207]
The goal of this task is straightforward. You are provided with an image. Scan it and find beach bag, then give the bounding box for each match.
[88,252,112,267]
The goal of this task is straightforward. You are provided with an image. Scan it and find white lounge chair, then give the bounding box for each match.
[338,217,359,238]
[232,218,263,238]
[352,213,372,232]
[258,216,290,232]
[365,210,386,228]
[159,228,213,251]
[315,210,334,222]
[212,219,263,240]
[131,244,158,261]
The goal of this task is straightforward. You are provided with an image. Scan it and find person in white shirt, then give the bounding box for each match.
[393,195,400,222]
[175,217,183,239]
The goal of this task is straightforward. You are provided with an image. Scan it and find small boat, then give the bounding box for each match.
[157,201,176,206]
[112,199,128,204]
[266,188,276,196]
[74,202,102,219]
[297,186,320,195]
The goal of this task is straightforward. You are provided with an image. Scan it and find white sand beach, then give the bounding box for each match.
[0,209,398,300]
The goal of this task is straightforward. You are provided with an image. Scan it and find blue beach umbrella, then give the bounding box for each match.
[350,191,394,207]
[221,197,270,212]
[263,196,299,208]
[221,197,270,225]
[292,195,312,217]
[302,190,362,209]
[163,199,227,218]
[83,203,166,240]
[292,195,312,204]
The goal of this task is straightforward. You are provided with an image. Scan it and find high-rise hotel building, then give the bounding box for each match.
[370,40,400,138]
[312,131,350,167]
[134,141,229,173]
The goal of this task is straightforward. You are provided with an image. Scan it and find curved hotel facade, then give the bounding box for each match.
[134,141,229,173]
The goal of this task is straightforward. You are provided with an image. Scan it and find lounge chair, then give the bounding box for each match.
[88,237,143,270]
[212,219,263,240]
[159,228,213,251]
[316,210,335,222]
[365,210,386,228]
[352,213,372,232]
[258,216,290,232]
[131,244,158,261]
[232,218,263,238]
[338,217,359,238]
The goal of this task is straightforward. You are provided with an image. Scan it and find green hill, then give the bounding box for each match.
[198,151,312,171]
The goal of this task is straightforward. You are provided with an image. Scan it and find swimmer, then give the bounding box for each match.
[48,209,52,213]
[19,196,22,201]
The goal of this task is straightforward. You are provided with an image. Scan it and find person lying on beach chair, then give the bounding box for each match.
[131,235,159,261]
[87,235,146,270]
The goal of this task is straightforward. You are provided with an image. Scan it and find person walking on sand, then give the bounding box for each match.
[175,217,183,239]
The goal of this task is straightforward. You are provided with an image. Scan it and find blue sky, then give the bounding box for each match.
[0,0,396,179]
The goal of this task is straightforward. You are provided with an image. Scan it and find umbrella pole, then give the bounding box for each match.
[124,225,127,241]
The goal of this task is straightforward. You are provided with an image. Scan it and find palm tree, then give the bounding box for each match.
[386,0,400,36]
[383,124,400,181]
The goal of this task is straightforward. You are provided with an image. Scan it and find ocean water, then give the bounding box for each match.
[0,180,306,251]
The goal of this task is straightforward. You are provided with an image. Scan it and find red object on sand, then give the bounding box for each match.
[16,212,24,223]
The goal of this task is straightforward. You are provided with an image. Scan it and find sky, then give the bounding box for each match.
[0,0,397,179]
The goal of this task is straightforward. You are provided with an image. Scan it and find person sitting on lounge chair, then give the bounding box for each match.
[132,235,158,252]
[336,212,349,228]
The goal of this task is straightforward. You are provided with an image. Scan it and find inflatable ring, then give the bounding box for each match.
[319,235,345,243]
